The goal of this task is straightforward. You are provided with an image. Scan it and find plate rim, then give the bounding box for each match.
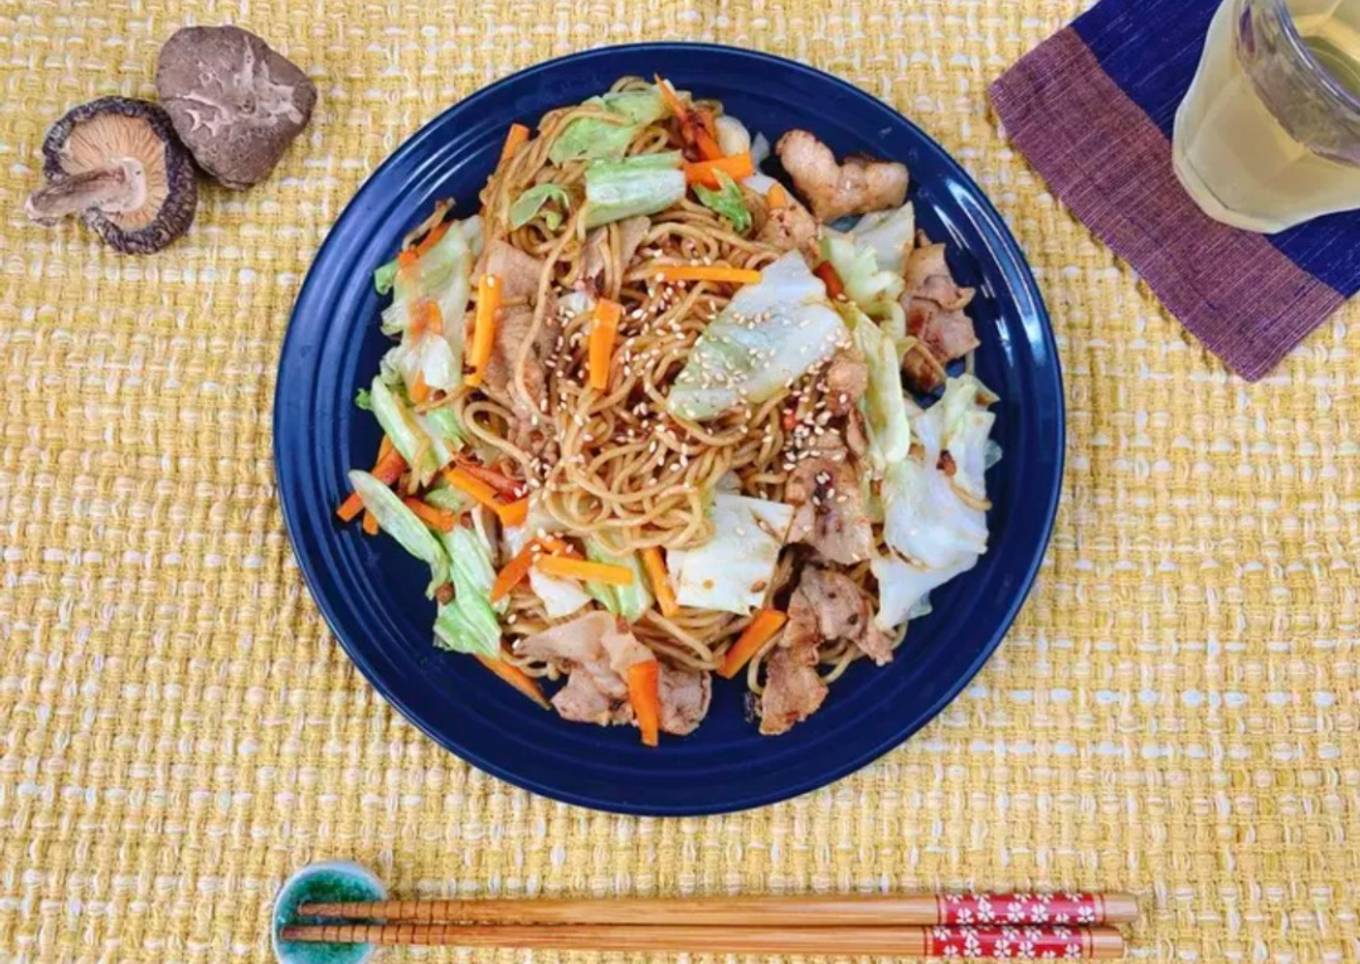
[274,41,1066,815]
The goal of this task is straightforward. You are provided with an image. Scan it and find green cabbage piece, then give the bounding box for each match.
[378,217,474,394]
[432,525,503,659]
[354,387,373,411]
[548,88,666,164]
[368,377,439,485]
[840,304,911,473]
[881,458,988,570]
[582,540,652,623]
[693,170,751,234]
[583,152,686,228]
[373,259,398,294]
[667,251,849,421]
[822,233,905,321]
[848,202,915,275]
[666,494,793,615]
[348,469,449,598]
[509,183,571,230]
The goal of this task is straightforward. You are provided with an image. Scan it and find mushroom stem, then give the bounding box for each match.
[24,167,130,224]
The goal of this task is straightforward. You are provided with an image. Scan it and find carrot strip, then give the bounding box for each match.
[496,497,528,527]
[654,264,762,285]
[655,75,689,122]
[476,653,551,710]
[397,249,419,270]
[337,446,409,522]
[813,261,845,299]
[641,547,679,618]
[443,467,502,512]
[684,152,754,188]
[627,660,661,747]
[409,300,443,338]
[377,435,394,462]
[717,608,788,679]
[454,459,524,499]
[443,467,524,526]
[361,510,378,535]
[692,118,724,162]
[465,274,501,387]
[766,182,789,209]
[499,123,531,164]
[409,370,430,404]
[490,536,569,601]
[535,555,635,586]
[588,298,622,391]
[413,220,450,258]
[491,543,539,602]
[402,496,457,532]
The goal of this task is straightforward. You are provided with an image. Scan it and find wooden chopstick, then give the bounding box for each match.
[280,922,1126,957]
[298,892,1139,927]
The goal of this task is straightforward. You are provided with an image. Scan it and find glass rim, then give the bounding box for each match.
[1268,0,1360,115]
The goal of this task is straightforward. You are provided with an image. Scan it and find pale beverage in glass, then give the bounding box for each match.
[1173,0,1360,232]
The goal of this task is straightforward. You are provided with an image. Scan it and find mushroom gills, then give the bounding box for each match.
[26,96,197,254]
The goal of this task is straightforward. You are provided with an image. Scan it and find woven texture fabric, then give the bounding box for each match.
[0,1,1357,961]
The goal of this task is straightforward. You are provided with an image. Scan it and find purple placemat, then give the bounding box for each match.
[989,0,1360,380]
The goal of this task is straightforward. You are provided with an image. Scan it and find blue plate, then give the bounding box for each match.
[275,43,1064,815]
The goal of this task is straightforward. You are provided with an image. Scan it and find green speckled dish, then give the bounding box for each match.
[272,861,385,964]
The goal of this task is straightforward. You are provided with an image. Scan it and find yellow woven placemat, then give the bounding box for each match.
[1,0,1357,960]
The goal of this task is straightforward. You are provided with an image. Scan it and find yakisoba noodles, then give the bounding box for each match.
[340,76,999,739]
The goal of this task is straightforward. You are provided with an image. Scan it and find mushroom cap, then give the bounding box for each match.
[156,25,317,189]
[37,97,197,254]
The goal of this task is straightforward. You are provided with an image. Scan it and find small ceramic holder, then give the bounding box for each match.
[272,860,386,964]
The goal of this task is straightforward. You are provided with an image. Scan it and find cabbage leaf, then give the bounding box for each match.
[348,469,449,597]
[667,494,794,615]
[667,251,848,420]
[583,152,686,228]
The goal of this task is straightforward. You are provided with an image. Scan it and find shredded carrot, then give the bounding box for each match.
[408,300,443,338]
[588,298,622,391]
[402,496,457,532]
[476,653,551,710]
[397,248,419,270]
[443,466,502,511]
[692,113,724,161]
[641,547,679,618]
[362,510,378,535]
[442,466,524,526]
[535,555,635,586]
[409,370,430,404]
[499,123,531,164]
[496,496,528,527]
[655,75,690,122]
[490,536,571,602]
[766,182,790,209]
[465,274,501,387]
[454,458,524,499]
[413,220,450,258]
[717,608,788,679]
[654,264,762,285]
[813,261,845,299]
[684,152,754,188]
[337,446,409,522]
[377,435,394,462]
[627,660,661,747]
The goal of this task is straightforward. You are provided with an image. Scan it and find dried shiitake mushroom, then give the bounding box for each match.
[156,25,317,189]
[24,97,197,254]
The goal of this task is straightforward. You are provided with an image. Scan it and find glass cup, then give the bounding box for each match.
[1172,0,1360,232]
